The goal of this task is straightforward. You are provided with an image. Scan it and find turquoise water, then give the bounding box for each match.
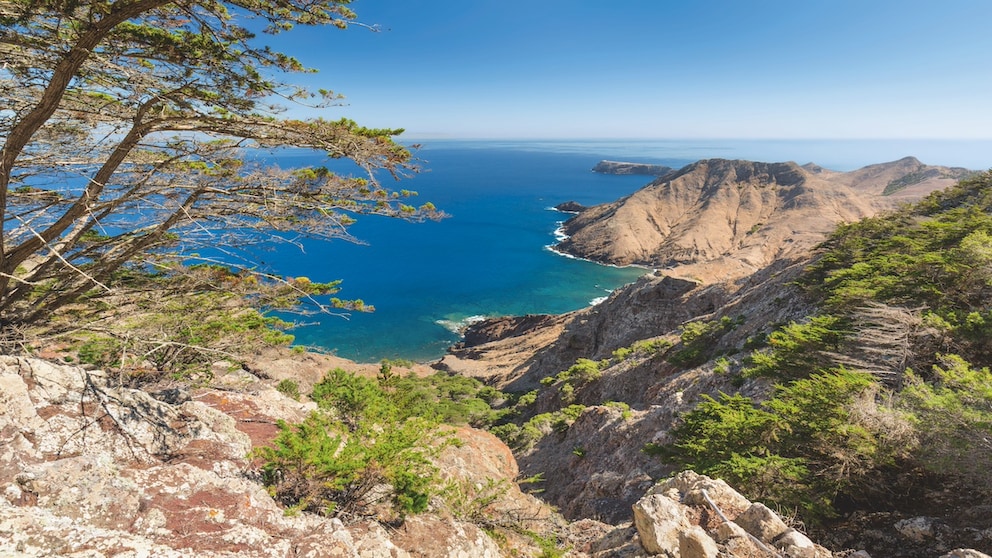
[264,143,660,362]
[261,139,992,362]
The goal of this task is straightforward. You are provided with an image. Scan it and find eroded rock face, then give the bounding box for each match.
[0,356,508,557]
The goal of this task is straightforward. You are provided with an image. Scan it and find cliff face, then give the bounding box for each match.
[557,157,971,280]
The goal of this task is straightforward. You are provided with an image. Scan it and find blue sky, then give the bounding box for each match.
[263,0,992,139]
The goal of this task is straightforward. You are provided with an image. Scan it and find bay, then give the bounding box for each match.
[261,139,992,363]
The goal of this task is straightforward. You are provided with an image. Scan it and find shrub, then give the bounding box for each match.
[668,316,740,367]
[254,411,446,517]
[660,369,904,521]
[742,315,848,380]
[899,354,992,492]
[276,379,301,401]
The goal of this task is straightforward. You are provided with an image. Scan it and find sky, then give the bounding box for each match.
[260,0,992,140]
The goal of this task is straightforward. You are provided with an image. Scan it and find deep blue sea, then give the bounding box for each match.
[257,139,992,363]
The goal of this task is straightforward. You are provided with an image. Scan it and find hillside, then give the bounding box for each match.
[555,157,973,282]
[442,168,992,557]
[5,158,991,558]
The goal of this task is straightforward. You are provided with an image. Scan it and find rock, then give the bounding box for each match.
[651,470,752,514]
[559,158,967,278]
[678,525,719,558]
[736,502,791,543]
[632,493,690,556]
[459,314,563,347]
[0,356,563,558]
[391,516,500,558]
[775,528,818,558]
[940,550,992,558]
[555,201,588,213]
[713,520,751,544]
[894,516,938,542]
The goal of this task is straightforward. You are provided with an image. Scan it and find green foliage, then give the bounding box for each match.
[611,346,634,362]
[603,400,632,420]
[556,358,603,385]
[492,405,587,451]
[276,379,301,401]
[713,356,732,375]
[1,0,444,377]
[255,367,508,518]
[662,370,903,521]
[661,171,992,526]
[609,338,673,364]
[522,531,569,558]
[311,368,503,427]
[632,338,673,355]
[254,411,444,517]
[668,316,741,367]
[441,477,510,527]
[898,354,992,491]
[76,336,122,368]
[742,315,848,380]
[806,172,992,328]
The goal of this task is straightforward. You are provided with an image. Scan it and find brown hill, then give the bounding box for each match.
[555,157,972,281]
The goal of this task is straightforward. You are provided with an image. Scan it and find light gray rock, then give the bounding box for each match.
[632,493,690,556]
[678,525,719,558]
[775,528,817,558]
[939,551,992,558]
[713,520,751,544]
[651,470,751,512]
[894,516,937,542]
[735,502,790,543]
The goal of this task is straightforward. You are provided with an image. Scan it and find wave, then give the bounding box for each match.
[435,314,489,334]
[589,296,609,306]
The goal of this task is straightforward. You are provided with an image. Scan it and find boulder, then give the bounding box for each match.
[632,493,690,556]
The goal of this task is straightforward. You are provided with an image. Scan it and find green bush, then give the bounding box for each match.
[661,369,905,521]
[899,354,992,491]
[255,367,512,518]
[276,379,301,401]
[742,315,848,380]
[668,316,740,367]
[254,411,446,517]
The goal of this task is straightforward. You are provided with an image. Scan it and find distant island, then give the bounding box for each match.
[592,160,674,176]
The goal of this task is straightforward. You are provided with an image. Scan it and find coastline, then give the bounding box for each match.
[544,214,655,273]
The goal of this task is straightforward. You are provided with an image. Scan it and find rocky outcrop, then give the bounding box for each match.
[556,201,588,213]
[593,160,675,176]
[0,356,539,557]
[631,471,833,557]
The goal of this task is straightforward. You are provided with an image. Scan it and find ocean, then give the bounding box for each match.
[261,139,992,363]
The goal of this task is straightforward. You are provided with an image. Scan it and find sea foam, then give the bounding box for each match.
[436,315,488,334]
